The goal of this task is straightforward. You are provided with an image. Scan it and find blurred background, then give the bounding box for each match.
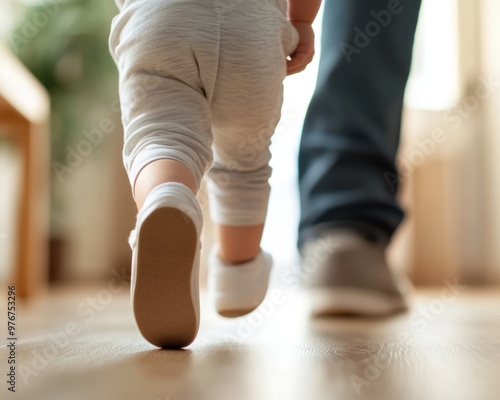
[1,0,500,299]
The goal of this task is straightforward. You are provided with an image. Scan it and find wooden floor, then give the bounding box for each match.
[1,281,500,400]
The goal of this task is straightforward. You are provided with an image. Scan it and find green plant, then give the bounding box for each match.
[9,0,119,231]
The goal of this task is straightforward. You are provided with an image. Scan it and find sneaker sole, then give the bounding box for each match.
[217,308,258,318]
[309,287,408,317]
[132,207,199,348]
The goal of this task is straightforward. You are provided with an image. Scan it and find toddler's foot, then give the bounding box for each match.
[128,182,202,348]
[208,249,272,318]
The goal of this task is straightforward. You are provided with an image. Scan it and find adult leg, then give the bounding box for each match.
[298,0,422,247]
[298,0,422,316]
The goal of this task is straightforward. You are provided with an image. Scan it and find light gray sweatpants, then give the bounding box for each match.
[109,0,298,225]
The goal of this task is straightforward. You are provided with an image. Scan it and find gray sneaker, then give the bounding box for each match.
[301,229,412,317]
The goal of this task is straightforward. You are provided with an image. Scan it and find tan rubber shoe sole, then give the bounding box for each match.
[132,207,199,348]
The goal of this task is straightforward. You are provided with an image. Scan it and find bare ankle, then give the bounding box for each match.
[134,159,197,210]
[216,223,264,265]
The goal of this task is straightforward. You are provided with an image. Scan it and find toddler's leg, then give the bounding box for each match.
[109,1,216,202]
[206,1,298,316]
[109,1,218,347]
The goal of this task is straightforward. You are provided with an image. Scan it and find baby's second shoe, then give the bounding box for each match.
[128,182,203,348]
[208,248,272,317]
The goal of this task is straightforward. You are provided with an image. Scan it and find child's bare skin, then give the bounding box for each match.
[287,0,322,75]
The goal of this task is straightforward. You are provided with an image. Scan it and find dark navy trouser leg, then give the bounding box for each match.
[298,0,422,248]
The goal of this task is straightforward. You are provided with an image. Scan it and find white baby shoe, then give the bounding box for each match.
[208,247,272,317]
[128,182,203,348]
